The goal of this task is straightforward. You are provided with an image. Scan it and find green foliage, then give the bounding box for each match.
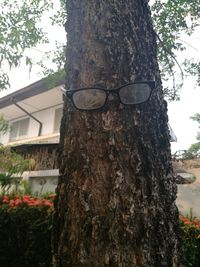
[151,0,200,100]
[0,71,10,91]
[187,113,200,158]
[0,173,14,194]
[0,0,53,90]
[36,42,66,78]
[187,143,200,158]
[50,0,66,27]
[43,69,65,89]
[0,115,9,135]
[182,225,200,267]
[0,146,35,193]
[180,215,200,267]
[0,193,200,267]
[184,59,200,86]
[0,146,31,174]
[20,179,32,195]
[0,200,53,267]
[191,114,200,125]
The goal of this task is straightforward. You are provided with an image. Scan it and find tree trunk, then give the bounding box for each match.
[53,1,182,266]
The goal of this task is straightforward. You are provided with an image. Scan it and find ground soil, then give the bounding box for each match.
[175,159,200,217]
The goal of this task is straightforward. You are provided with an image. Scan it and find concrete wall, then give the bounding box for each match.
[23,169,59,195]
[0,170,59,195]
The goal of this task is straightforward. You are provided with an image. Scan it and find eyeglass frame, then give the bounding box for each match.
[66,80,155,111]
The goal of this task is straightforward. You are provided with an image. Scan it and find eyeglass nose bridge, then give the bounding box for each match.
[106,89,119,100]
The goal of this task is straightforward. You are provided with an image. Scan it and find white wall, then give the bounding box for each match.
[0,103,63,145]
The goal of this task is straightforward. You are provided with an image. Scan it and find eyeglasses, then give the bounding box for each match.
[66,81,155,111]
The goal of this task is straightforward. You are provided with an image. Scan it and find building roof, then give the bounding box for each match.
[0,74,65,121]
[168,124,177,142]
[0,73,65,109]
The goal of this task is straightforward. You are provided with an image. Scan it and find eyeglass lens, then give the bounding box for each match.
[119,83,151,105]
[72,89,107,110]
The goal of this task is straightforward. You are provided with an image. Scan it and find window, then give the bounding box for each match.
[10,118,29,141]
[54,108,63,132]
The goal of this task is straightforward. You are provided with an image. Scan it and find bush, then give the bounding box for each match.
[180,215,200,267]
[1,194,200,267]
[0,195,54,267]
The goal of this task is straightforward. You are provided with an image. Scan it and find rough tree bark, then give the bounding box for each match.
[53,0,182,266]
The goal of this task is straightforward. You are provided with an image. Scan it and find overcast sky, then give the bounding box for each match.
[168,29,200,153]
[169,78,200,153]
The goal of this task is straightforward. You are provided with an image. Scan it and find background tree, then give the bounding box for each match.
[52,1,182,266]
[0,0,65,90]
[151,0,200,100]
[187,113,200,158]
[0,146,34,194]
[0,0,200,101]
[0,115,9,135]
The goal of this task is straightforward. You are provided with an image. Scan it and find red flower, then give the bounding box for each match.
[14,199,22,206]
[2,199,9,204]
[9,200,15,208]
[0,194,53,209]
[184,221,193,225]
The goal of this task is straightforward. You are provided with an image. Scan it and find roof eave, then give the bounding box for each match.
[0,73,65,109]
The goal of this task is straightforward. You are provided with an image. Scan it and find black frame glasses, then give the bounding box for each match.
[66,81,155,111]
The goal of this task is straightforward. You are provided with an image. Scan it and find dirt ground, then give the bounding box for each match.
[175,159,200,218]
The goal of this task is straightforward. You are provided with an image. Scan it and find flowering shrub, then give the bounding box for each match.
[0,194,54,208]
[0,194,54,267]
[180,215,200,267]
[1,195,200,267]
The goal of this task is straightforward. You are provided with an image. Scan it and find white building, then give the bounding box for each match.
[0,76,64,194]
